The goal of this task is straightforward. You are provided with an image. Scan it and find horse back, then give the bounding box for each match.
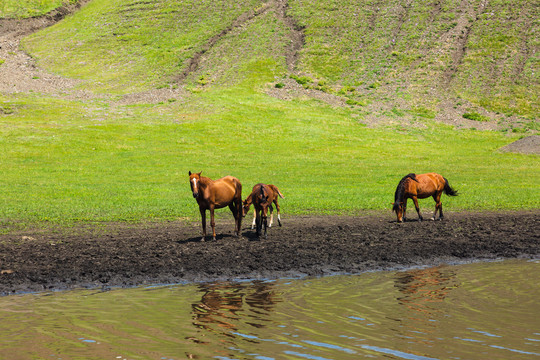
[414,173,445,198]
[211,176,242,207]
[268,184,284,199]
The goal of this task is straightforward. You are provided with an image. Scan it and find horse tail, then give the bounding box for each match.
[260,184,268,202]
[443,177,458,196]
[235,178,242,198]
[275,187,285,199]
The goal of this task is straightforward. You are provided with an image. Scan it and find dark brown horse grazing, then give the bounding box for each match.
[393,173,458,223]
[242,183,284,238]
[243,184,284,230]
[189,171,243,241]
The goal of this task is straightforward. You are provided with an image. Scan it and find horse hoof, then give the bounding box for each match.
[430,217,435,221]
[200,237,205,242]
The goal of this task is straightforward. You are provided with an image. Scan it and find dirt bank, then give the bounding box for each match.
[0,211,538,295]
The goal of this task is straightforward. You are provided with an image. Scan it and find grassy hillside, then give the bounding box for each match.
[0,0,72,18]
[289,0,539,117]
[21,0,539,118]
[0,0,538,229]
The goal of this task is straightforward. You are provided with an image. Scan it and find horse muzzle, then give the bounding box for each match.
[192,192,198,199]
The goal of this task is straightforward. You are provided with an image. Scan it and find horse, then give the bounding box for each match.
[243,184,284,230]
[189,171,243,241]
[242,183,284,238]
[392,173,458,223]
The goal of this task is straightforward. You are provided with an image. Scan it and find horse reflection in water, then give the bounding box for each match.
[393,267,459,345]
[394,266,457,314]
[190,281,281,338]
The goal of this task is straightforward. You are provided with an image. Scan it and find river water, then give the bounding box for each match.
[1,259,539,360]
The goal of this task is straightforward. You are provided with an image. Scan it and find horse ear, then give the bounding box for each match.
[198,171,202,176]
[189,171,192,176]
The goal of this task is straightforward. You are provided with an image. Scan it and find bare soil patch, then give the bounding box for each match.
[0,211,538,295]
[0,4,85,96]
[0,1,186,104]
[499,135,540,155]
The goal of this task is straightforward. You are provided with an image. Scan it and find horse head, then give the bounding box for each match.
[393,201,404,223]
[189,171,202,198]
[242,198,251,217]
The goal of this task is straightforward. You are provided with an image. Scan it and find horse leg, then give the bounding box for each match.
[403,200,408,222]
[199,207,207,242]
[229,203,239,236]
[262,206,268,239]
[268,204,274,228]
[251,209,256,229]
[275,199,282,227]
[209,206,217,241]
[412,196,423,221]
[255,210,262,237]
[235,197,243,236]
[431,193,442,220]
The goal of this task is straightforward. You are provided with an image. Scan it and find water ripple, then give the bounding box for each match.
[0,259,538,360]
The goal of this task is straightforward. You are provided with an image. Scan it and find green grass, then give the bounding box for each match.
[463,112,491,122]
[1,88,538,228]
[287,0,539,119]
[22,0,262,93]
[1,0,538,230]
[0,0,76,18]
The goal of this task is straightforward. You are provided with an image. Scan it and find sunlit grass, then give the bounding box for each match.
[1,89,538,227]
[0,0,70,18]
[0,0,538,230]
[22,0,262,93]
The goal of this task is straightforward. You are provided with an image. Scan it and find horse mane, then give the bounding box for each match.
[198,175,213,186]
[393,173,417,211]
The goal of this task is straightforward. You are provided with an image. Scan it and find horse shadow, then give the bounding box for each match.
[177,232,241,244]
[241,229,262,242]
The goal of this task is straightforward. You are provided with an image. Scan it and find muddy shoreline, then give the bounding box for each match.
[0,211,539,295]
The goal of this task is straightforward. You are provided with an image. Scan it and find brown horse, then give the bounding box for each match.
[189,171,243,241]
[243,184,284,230]
[242,183,283,238]
[392,173,458,223]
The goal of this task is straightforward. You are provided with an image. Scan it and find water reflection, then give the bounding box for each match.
[0,260,538,360]
[394,266,458,314]
[191,280,281,337]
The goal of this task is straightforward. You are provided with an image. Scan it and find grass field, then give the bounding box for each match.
[1,87,537,227]
[0,0,71,18]
[0,0,538,230]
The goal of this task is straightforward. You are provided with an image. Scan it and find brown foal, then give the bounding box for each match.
[242,183,284,238]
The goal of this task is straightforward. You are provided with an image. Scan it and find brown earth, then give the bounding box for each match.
[0,211,538,295]
[499,135,540,155]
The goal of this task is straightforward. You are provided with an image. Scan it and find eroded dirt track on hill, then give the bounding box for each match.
[0,2,88,95]
[0,211,538,295]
